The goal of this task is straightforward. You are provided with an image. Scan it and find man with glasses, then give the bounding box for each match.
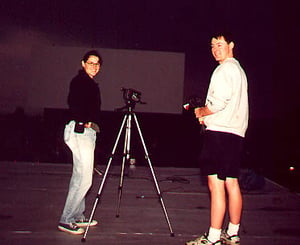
[58,50,102,235]
[186,33,248,245]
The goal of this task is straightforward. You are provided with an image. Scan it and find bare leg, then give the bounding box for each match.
[225,177,242,225]
[207,174,226,229]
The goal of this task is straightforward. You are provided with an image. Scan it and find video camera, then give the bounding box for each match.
[121,88,142,104]
[183,96,203,111]
[115,88,146,111]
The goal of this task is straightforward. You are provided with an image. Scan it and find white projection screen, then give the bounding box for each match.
[27,45,185,114]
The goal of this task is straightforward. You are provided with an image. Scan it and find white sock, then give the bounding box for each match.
[227,222,240,236]
[208,227,221,243]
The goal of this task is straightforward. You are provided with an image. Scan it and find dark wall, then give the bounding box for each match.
[0,108,201,167]
[1,108,298,190]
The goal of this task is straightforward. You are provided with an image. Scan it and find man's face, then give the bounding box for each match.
[81,55,101,78]
[211,36,234,64]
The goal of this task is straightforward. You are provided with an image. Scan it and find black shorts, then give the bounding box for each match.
[200,130,244,180]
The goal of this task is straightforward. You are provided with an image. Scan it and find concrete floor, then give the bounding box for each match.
[0,161,300,245]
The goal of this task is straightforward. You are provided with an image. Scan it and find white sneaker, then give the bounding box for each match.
[220,230,240,244]
[186,233,222,245]
[75,218,98,227]
[58,223,84,235]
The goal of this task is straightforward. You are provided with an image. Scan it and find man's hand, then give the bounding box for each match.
[194,106,213,125]
[194,107,204,118]
[85,122,100,133]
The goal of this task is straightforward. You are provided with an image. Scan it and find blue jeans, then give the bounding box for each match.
[60,120,96,224]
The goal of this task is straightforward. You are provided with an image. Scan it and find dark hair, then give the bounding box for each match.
[212,31,234,44]
[82,50,103,65]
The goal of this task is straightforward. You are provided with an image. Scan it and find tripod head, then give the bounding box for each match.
[115,88,146,112]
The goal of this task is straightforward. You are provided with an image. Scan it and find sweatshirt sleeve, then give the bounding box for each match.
[206,63,234,113]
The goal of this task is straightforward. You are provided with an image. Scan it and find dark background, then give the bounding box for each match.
[0,1,299,191]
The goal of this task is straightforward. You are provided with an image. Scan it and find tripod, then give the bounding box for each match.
[81,104,174,242]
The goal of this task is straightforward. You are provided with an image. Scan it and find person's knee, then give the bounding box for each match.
[208,175,225,192]
[225,178,241,194]
[225,177,238,186]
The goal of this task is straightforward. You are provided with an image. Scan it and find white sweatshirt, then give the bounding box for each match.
[204,58,249,137]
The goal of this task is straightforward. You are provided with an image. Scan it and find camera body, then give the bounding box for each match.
[121,88,142,103]
[183,96,203,111]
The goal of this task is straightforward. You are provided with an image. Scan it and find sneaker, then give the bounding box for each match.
[220,230,240,244]
[186,233,222,245]
[58,223,84,235]
[75,218,98,227]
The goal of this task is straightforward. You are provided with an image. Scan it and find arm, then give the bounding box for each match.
[195,63,232,124]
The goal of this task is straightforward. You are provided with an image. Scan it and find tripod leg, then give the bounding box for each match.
[116,113,132,217]
[132,113,175,236]
[81,114,128,242]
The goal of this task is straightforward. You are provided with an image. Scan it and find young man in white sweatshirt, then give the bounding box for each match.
[186,33,249,245]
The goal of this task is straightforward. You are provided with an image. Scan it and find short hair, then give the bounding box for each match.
[212,31,234,44]
[82,50,103,65]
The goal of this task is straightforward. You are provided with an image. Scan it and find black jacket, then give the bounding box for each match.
[67,70,101,124]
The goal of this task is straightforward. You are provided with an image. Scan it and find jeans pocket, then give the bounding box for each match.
[64,121,74,143]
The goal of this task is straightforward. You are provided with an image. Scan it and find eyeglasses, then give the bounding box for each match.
[86,62,100,67]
